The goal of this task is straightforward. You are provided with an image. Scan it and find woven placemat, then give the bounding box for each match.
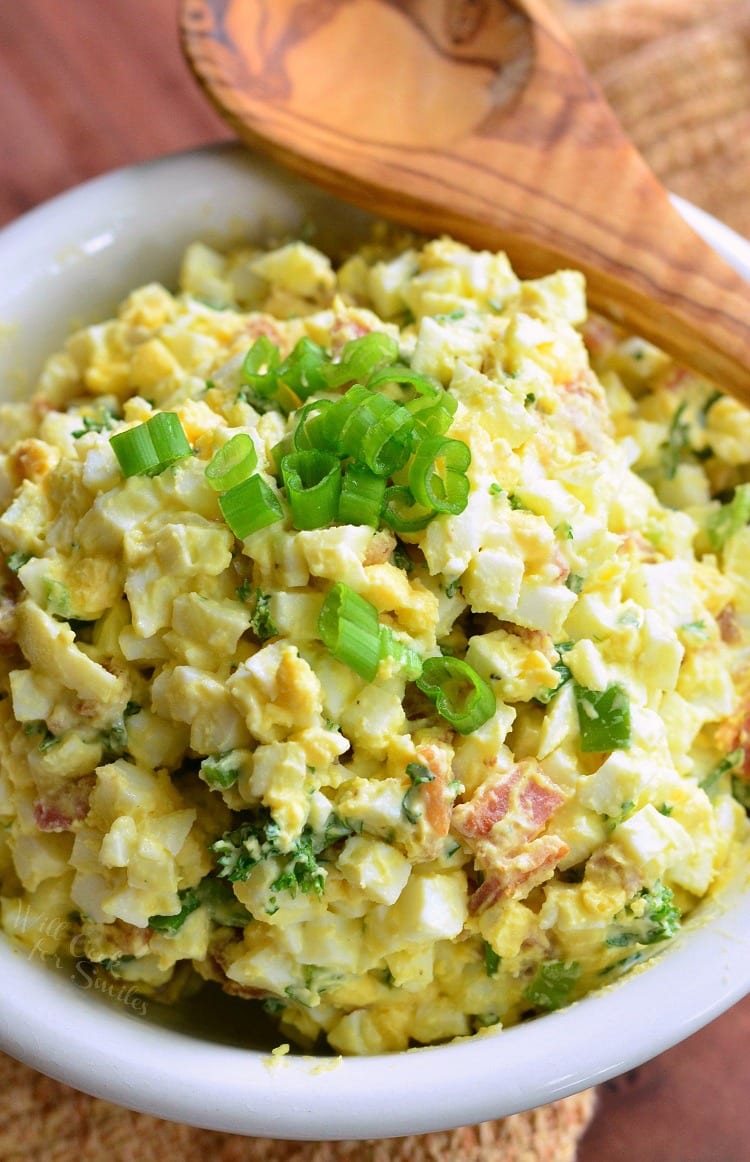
[2,1,747,1158]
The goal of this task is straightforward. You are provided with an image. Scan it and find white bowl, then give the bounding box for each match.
[0,143,749,1140]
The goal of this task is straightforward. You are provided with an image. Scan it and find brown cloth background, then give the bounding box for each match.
[0,0,749,1158]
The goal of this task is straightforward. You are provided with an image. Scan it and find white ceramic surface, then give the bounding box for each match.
[0,144,749,1140]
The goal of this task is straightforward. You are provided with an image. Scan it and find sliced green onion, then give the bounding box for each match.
[382,486,435,533]
[292,399,337,451]
[574,683,631,753]
[324,332,399,390]
[339,393,414,477]
[416,656,496,734]
[408,435,471,515]
[205,433,258,492]
[200,751,242,790]
[366,364,442,399]
[277,337,330,400]
[110,412,191,478]
[380,626,422,679]
[281,450,341,530]
[219,473,284,539]
[241,336,280,399]
[269,433,295,474]
[318,582,382,681]
[405,391,458,439]
[338,463,387,527]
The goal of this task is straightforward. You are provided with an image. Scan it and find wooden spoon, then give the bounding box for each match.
[180,0,750,399]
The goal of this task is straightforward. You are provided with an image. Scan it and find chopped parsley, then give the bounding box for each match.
[200,751,243,791]
[402,761,435,825]
[148,887,201,934]
[574,682,631,753]
[391,543,413,574]
[250,590,279,642]
[6,551,31,574]
[706,484,750,552]
[659,401,691,480]
[565,573,584,594]
[523,960,581,1011]
[211,808,352,899]
[71,407,117,438]
[607,882,681,948]
[699,748,744,795]
[483,940,500,977]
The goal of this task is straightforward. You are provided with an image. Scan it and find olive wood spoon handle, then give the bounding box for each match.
[181,0,750,400]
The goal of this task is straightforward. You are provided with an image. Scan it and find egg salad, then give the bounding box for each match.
[0,232,749,1055]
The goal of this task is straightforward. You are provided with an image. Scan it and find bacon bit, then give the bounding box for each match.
[453,759,565,843]
[717,605,742,645]
[469,836,570,913]
[244,315,286,346]
[329,312,372,355]
[9,438,60,486]
[33,776,93,832]
[413,741,454,839]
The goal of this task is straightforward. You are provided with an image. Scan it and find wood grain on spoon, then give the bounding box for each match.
[180,0,750,400]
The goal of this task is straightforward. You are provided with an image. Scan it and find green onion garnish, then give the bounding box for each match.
[292,399,336,452]
[405,391,458,439]
[338,463,387,527]
[277,337,330,400]
[416,656,496,734]
[241,336,280,400]
[318,582,382,682]
[338,391,414,477]
[366,363,442,399]
[408,435,471,515]
[281,450,342,530]
[205,433,258,492]
[324,332,399,390]
[382,486,435,533]
[110,412,192,478]
[218,474,284,539]
[574,682,631,753]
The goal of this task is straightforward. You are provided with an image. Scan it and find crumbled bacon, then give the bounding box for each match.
[717,604,742,645]
[33,776,93,832]
[413,742,453,840]
[453,759,567,909]
[453,759,565,843]
[469,836,570,913]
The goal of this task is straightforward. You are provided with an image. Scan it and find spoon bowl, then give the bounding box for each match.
[181,0,750,398]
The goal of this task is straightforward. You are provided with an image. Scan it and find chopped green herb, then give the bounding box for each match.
[250,590,279,642]
[43,579,71,619]
[436,309,465,322]
[196,876,252,927]
[555,522,574,540]
[402,762,435,825]
[444,578,461,599]
[706,484,750,552]
[6,551,31,574]
[483,940,500,977]
[391,544,413,574]
[574,682,631,753]
[603,799,634,833]
[699,748,744,795]
[565,573,584,594]
[731,775,750,811]
[489,483,504,496]
[508,493,528,511]
[148,887,201,934]
[100,717,129,759]
[700,390,723,422]
[524,392,536,407]
[608,882,681,949]
[200,751,242,791]
[523,960,580,1011]
[71,408,117,438]
[660,401,691,480]
[236,578,253,604]
[658,803,674,816]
